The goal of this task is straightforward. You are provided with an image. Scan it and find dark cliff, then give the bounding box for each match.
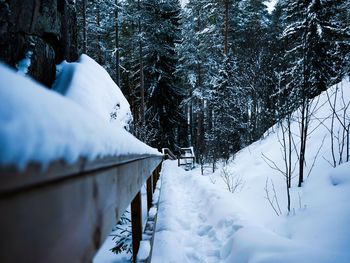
[0,0,78,87]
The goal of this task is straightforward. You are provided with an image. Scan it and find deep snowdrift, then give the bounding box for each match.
[53,55,132,129]
[153,77,350,263]
[0,59,159,169]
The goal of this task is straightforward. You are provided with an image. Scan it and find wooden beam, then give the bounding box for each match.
[152,168,158,192]
[0,154,161,195]
[0,155,162,263]
[146,176,153,211]
[156,164,161,182]
[131,191,142,263]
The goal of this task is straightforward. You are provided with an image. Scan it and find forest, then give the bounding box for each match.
[0,1,350,262]
[75,0,350,169]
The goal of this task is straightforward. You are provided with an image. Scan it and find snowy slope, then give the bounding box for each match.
[0,61,159,169]
[153,77,350,263]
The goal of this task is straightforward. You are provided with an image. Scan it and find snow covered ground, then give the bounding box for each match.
[0,56,159,169]
[152,78,350,263]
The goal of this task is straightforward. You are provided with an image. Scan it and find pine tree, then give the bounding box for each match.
[236,0,270,142]
[177,0,227,161]
[265,0,286,122]
[208,57,245,162]
[142,0,186,150]
[282,0,350,102]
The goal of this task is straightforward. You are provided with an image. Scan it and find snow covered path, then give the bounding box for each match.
[152,160,350,263]
[152,160,242,263]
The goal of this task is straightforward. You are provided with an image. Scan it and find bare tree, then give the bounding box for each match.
[220,165,244,194]
[264,178,282,216]
[298,97,310,187]
[325,84,350,166]
[262,116,295,212]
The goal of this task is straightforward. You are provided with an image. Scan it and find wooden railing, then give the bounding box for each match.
[0,154,163,263]
[177,147,196,170]
[161,148,177,160]
[178,156,196,169]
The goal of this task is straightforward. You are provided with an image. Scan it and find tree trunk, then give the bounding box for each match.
[251,88,257,141]
[115,0,120,86]
[287,115,292,188]
[298,98,309,187]
[224,0,229,55]
[96,4,103,64]
[82,0,87,54]
[188,98,193,146]
[138,0,145,125]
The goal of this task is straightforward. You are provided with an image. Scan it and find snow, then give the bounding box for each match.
[53,54,132,129]
[330,162,350,186]
[152,78,350,262]
[137,240,151,261]
[265,0,277,14]
[148,207,157,220]
[180,0,188,8]
[93,230,131,263]
[16,51,33,75]
[0,58,159,169]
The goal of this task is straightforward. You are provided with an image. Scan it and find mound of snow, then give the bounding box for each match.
[0,61,159,169]
[53,54,132,129]
[330,162,350,186]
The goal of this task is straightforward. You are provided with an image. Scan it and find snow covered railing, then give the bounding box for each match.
[0,56,164,263]
[0,154,163,263]
[161,148,177,160]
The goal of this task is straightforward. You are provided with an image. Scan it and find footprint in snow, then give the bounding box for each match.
[185,250,201,263]
[233,224,243,231]
[198,213,207,222]
[220,238,234,260]
[176,217,191,230]
[207,228,217,240]
[197,225,213,236]
[217,218,237,229]
[206,249,220,258]
[224,224,242,238]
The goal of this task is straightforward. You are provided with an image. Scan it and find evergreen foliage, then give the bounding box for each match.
[75,0,350,165]
[142,0,186,150]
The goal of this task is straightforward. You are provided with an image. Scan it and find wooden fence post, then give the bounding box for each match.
[146,175,153,211]
[157,165,161,181]
[152,163,162,193]
[152,168,157,192]
[131,191,142,263]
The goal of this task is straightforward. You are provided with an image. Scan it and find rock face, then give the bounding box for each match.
[0,0,78,87]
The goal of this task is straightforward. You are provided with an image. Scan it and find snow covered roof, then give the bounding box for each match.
[0,58,160,170]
